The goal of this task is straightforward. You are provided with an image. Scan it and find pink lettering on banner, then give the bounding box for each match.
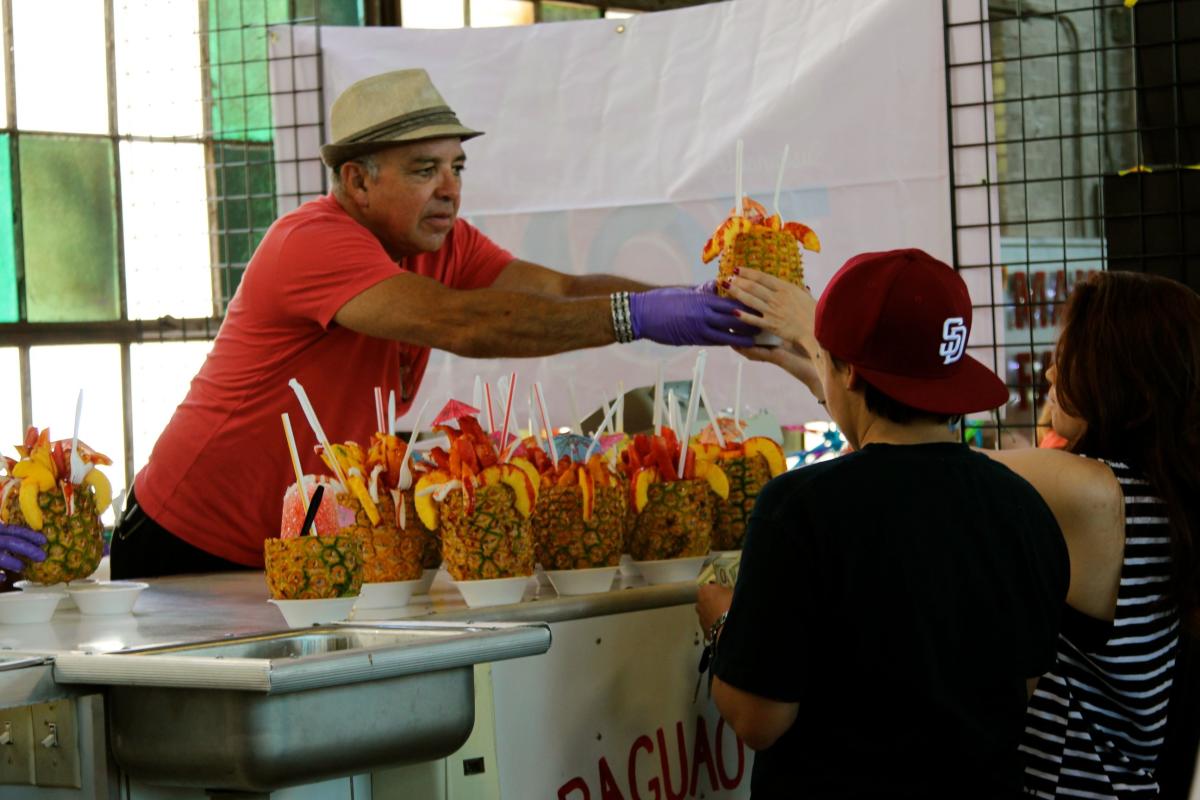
[559,715,745,799]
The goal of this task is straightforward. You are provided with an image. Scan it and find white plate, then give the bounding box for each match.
[268,596,358,628]
[414,567,439,596]
[0,591,65,624]
[545,566,618,596]
[355,579,422,610]
[633,556,708,586]
[453,576,530,608]
[67,581,148,616]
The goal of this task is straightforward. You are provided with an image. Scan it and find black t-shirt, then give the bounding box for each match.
[711,442,1069,799]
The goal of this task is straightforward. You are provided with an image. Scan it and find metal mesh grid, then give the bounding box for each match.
[944,0,1197,448]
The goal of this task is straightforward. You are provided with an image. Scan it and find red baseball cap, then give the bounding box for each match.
[814,248,1007,415]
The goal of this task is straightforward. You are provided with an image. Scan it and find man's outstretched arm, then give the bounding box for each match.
[333,270,758,357]
[490,259,654,297]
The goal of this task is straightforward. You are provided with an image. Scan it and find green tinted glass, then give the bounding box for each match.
[20,135,120,322]
[0,135,17,322]
[542,1,601,22]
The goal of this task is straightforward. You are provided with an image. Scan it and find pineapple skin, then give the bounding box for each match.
[263,535,364,599]
[336,492,424,583]
[531,484,625,570]
[710,454,772,551]
[3,486,104,585]
[717,228,804,294]
[629,479,713,561]
[440,484,534,580]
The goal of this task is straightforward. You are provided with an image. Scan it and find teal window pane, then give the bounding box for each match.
[208,0,292,141]
[20,135,120,322]
[0,135,17,322]
[214,140,276,308]
[293,0,363,25]
[542,2,601,22]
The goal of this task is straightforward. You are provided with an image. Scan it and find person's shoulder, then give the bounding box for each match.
[752,453,861,515]
[983,447,1121,511]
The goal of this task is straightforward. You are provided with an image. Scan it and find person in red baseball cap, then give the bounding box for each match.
[694,249,1069,798]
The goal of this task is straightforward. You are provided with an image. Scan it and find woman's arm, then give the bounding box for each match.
[984,448,1125,621]
[736,342,825,402]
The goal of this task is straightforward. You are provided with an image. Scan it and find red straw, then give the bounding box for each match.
[498,372,517,460]
[483,382,496,433]
[373,387,385,434]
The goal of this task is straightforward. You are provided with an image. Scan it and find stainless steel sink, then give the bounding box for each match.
[51,621,551,791]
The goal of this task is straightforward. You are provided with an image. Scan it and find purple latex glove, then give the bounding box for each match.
[0,524,47,577]
[629,288,760,347]
[692,280,718,295]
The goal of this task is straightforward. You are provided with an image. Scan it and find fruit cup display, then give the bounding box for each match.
[263,532,364,601]
[413,413,537,581]
[617,428,729,562]
[693,421,787,551]
[0,427,111,584]
[515,438,625,571]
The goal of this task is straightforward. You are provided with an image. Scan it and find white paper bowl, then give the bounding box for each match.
[355,579,422,610]
[415,567,439,596]
[545,566,618,596]
[66,581,148,616]
[633,556,708,586]
[453,576,529,608]
[15,579,96,611]
[268,596,358,628]
[0,591,65,624]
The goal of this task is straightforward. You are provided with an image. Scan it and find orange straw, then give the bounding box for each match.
[280,413,312,529]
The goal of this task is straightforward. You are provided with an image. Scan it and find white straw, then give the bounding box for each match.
[280,412,311,521]
[677,350,707,475]
[533,381,558,463]
[616,380,625,434]
[288,378,346,487]
[398,398,431,491]
[668,389,679,434]
[653,363,664,435]
[567,379,585,435]
[772,143,790,217]
[733,360,744,441]
[472,375,483,412]
[734,138,744,216]
[583,399,621,462]
[699,382,726,448]
[387,390,397,435]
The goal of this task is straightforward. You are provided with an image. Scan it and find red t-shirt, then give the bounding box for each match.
[135,194,512,566]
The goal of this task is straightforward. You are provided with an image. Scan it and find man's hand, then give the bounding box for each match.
[630,289,760,347]
[722,268,817,352]
[696,582,734,633]
[0,524,47,578]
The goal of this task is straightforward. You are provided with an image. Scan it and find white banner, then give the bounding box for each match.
[270,0,954,431]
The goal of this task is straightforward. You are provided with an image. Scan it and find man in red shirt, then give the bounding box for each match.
[112,69,754,578]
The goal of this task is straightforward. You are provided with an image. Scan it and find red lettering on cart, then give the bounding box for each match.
[690,715,720,793]
[715,718,745,790]
[628,734,655,800]
[599,756,625,800]
[557,715,744,800]
[657,722,689,800]
[559,776,590,800]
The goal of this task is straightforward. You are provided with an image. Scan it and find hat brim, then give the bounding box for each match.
[321,124,484,168]
[854,355,1008,415]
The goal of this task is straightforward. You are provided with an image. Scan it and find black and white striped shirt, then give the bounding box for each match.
[1022,460,1181,798]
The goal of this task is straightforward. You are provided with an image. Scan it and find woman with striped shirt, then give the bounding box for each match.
[988,271,1199,798]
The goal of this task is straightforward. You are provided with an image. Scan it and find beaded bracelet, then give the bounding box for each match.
[610,291,634,343]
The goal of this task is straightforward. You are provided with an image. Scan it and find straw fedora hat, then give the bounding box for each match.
[320,68,482,168]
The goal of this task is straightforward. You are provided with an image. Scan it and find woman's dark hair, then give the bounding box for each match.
[1054,271,1200,619]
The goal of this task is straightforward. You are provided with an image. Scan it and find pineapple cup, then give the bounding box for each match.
[531,484,625,571]
[263,535,364,600]
[717,228,804,295]
[629,479,713,562]
[335,491,429,583]
[3,486,104,585]
[710,454,773,551]
[440,484,534,581]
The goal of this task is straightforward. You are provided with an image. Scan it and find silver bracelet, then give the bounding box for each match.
[610,291,634,343]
